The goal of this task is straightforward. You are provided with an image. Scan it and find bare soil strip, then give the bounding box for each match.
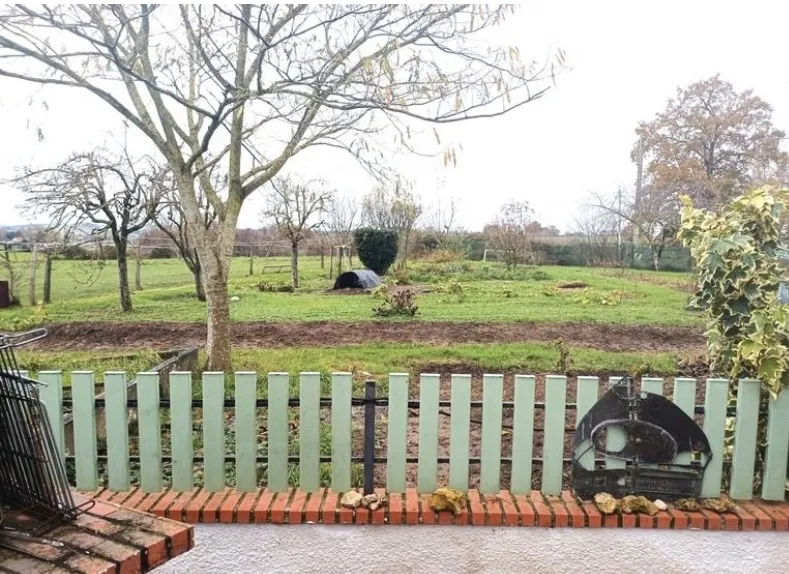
[34,321,704,353]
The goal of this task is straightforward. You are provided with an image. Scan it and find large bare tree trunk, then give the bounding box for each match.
[174,178,238,370]
[193,255,206,302]
[201,252,232,370]
[291,241,299,289]
[117,241,133,312]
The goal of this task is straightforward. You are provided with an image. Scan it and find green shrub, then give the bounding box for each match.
[678,187,789,396]
[257,280,294,293]
[440,279,465,303]
[354,228,398,275]
[392,268,411,285]
[372,286,418,317]
[58,245,90,260]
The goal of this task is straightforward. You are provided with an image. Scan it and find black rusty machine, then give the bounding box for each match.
[571,376,712,501]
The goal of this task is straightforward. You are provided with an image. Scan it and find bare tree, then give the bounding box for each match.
[486,200,535,269]
[589,186,679,271]
[424,195,463,251]
[155,187,217,302]
[363,181,423,266]
[572,204,624,267]
[0,5,559,369]
[325,194,361,272]
[326,195,361,250]
[14,150,163,312]
[262,178,333,288]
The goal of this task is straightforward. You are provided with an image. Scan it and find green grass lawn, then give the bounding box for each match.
[17,341,681,392]
[0,254,700,328]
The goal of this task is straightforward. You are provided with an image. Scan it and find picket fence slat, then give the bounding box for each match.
[386,373,409,492]
[480,374,503,494]
[331,373,353,491]
[510,375,535,494]
[37,371,65,462]
[605,375,627,470]
[641,377,663,395]
[574,376,599,471]
[672,378,696,415]
[138,372,162,492]
[448,374,471,491]
[299,373,321,492]
[701,378,729,498]
[638,378,665,472]
[672,378,697,467]
[169,372,193,492]
[71,372,98,491]
[730,379,761,499]
[541,375,567,495]
[235,372,257,492]
[762,389,789,500]
[202,372,225,492]
[104,372,130,492]
[417,374,440,493]
[267,373,290,492]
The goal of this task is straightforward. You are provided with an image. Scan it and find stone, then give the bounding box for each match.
[654,499,668,511]
[340,491,363,509]
[674,498,700,512]
[429,488,466,516]
[620,495,658,516]
[593,492,619,515]
[701,498,737,513]
[361,493,387,511]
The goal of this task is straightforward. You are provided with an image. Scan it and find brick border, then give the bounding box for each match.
[87,488,789,531]
[0,494,194,574]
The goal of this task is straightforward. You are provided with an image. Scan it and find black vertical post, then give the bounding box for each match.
[43,254,52,304]
[363,378,376,495]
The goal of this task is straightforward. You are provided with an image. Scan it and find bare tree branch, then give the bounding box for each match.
[0,3,560,369]
[261,176,333,288]
[10,146,165,311]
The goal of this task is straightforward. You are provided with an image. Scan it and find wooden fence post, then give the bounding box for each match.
[43,252,52,304]
[28,243,37,306]
[135,243,142,291]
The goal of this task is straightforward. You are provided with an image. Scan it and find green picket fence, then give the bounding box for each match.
[29,371,789,500]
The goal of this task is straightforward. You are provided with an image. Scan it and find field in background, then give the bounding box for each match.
[0,255,699,327]
[0,253,703,376]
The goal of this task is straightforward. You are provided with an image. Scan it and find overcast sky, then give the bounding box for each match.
[0,0,787,232]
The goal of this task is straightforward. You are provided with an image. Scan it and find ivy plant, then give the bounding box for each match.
[678,187,789,398]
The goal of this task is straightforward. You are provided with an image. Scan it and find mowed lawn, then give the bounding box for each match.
[16,343,682,392]
[0,254,701,328]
